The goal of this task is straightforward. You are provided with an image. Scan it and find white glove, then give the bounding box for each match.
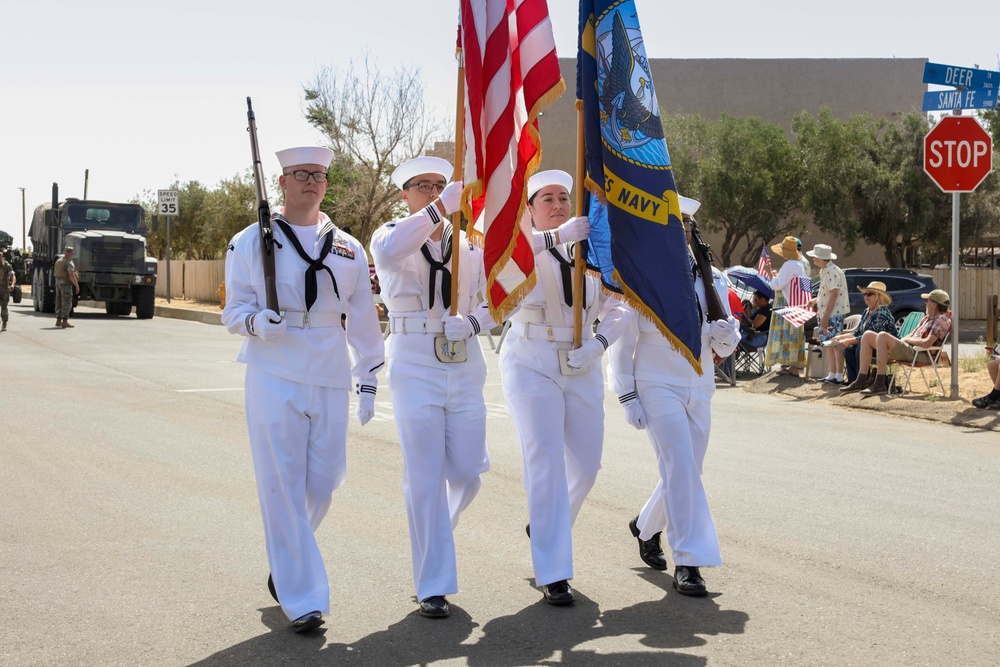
[439,181,464,215]
[556,216,590,244]
[710,316,741,357]
[566,338,605,371]
[251,309,286,342]
[443,314,473,342]
[356,394,375,427]
[620,395,646,430]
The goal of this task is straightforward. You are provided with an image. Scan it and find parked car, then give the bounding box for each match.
[811,268,938,329]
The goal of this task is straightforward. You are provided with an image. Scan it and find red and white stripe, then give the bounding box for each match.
[788,275,812,307]
[757,245,772,279]
[461,0,565,320]
[774,306,814,327]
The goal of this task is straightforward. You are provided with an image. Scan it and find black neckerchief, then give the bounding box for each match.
[548,245,586,307]
[419,223,453,310]
[273,218,340,311]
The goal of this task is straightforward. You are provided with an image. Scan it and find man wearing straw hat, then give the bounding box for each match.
[222,145,385,634]
[370,156,496,619]
[806,243,849,384]
[765,236,807,377]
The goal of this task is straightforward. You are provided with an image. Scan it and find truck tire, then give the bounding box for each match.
[135,285,155,319]
[32,267,41,312]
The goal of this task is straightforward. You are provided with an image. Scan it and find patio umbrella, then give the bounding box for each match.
[725,266,774,300]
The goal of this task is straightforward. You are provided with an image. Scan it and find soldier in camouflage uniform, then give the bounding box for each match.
[0,252,14,331]
[54,247,79,329]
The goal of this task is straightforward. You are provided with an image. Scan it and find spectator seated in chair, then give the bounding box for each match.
[972,354,1000,410]
[825,281,898,385]
[841,289,951,396]
[739,290,771,350]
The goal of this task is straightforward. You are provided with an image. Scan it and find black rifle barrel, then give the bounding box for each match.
[246,97,280,315]
[688,218,728,322]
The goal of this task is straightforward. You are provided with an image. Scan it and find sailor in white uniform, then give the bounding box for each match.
[610,195,740,596]
[369,157,496,619]
[222,146,385,633]
[499,170,630,605]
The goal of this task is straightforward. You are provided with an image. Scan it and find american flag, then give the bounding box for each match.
[787,276,812,307]
[774,306,815,327]
[757,244,772,279]
[461,0,565,321]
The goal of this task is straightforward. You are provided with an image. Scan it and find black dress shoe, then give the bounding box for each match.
[267,573,279,603]
[673,566,708,597]
[291,611,324,633]
[628,517,668,570]
[542,580,575,605]
[419,595,450,618]
[525,523,530,538]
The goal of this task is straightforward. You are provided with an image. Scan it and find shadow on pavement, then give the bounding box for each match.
[189,576,748,667]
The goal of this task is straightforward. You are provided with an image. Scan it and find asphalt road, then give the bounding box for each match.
[2,301,998,667]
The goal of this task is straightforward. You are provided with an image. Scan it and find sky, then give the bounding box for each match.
[3,0,999,249]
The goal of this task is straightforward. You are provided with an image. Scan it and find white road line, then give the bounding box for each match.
[176,388,244,393]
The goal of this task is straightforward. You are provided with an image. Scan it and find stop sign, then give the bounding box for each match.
[924,116,993,192]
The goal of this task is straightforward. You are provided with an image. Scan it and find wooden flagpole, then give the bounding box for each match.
[450,43,465,315]
[572,101,586,348]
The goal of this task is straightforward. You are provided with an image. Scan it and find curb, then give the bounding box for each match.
[154,305,223,326]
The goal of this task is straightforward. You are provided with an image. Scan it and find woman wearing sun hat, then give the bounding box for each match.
[806,243,850,383]
[825,281,898,384]
[765,236,807,376]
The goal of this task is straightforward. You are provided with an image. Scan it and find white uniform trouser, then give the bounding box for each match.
[387,359,489,602]
[634,381,722,567]
[500,344,605,587]
[245,365,349,620]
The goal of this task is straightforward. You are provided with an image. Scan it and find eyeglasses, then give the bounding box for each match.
[404,182,445,194]
[283,170,329,183]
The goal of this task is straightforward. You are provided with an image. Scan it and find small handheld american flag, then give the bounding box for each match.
[774,306,815,327]
[757,245,773,279]
[788,276,812,307]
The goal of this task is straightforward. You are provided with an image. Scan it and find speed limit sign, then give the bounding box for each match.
[158,189,179,216]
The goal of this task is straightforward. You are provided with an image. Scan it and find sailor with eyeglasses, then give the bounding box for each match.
[369,156,496,619]
[222,146,385,633]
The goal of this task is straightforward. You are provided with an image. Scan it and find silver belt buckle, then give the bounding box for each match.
[422,320,427,334]
[546,325,555,342]
[302,311,310,328]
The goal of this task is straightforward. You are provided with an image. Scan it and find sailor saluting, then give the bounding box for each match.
[222,145,385,633]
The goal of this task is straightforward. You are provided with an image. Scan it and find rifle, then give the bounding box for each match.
[687,216,728,322]
[246,97,280,316]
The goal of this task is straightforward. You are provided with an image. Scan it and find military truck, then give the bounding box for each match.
[30,184,158,318]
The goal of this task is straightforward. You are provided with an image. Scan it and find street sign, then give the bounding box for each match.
[158,189,179,216]
[922,87,997,112]
[922,62,999,89]
[923,116,993,193]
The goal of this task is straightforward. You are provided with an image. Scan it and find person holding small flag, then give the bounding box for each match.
[500,169,630,606]
[765,236,807,377]
[370,156,497,619]
[611,195,740,597]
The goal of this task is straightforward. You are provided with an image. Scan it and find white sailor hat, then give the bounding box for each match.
[391,156,453,190]
[678,195,701,217]
[527,170,573,200]
[275,146,334,170]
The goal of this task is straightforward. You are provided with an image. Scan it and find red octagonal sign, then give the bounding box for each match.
[924,116,993,193]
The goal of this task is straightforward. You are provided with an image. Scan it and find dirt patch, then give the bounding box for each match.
[741,367,1000,432]
[155,297,222,313]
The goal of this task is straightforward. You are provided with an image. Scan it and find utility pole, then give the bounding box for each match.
[84,169,89,200]
[18,187,26,252]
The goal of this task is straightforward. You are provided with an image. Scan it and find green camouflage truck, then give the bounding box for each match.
[30,185,158,318]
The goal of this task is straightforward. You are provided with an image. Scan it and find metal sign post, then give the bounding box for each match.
[923,113,994,398]
[158,190,179,303]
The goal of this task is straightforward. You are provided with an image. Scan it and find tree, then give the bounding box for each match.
[304,54,446,247]
[664,113,803,266]
[794,109,950,267]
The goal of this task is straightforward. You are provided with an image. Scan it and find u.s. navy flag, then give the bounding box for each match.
[578,0,702,372]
